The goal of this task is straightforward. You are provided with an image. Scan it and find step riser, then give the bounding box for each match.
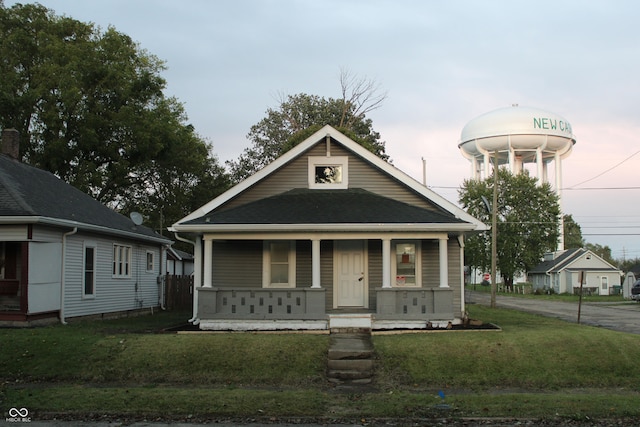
[327,332,375,385]
[328,359,373,371]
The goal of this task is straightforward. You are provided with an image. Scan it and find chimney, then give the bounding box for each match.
[1,129,20,160]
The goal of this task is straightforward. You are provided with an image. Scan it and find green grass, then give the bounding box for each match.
[2,307,640,423]
[467,283,628,302]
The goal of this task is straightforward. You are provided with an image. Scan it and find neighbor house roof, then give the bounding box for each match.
[0,154,171,244]
[529,248,619,274]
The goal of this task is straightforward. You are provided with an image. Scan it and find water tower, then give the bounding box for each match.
[458,105,576,249]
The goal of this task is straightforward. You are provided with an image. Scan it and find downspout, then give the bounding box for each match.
[173,232,198,324]
[159,244,169,310]
[60,227,78,325]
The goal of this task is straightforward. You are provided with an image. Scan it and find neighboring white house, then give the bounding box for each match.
[170,125,488,331]
[528,248,622,295]
[166,247,194,276]
[0,129,172,325]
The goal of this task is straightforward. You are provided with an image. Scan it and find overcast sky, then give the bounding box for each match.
[8,0,640,260]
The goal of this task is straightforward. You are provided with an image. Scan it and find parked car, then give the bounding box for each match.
[632,279,640,302]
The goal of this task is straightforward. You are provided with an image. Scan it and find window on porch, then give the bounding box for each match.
[263,241,296,288]
[392,241,421,287]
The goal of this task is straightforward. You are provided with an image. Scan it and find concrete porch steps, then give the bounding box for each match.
[327,332,375,385]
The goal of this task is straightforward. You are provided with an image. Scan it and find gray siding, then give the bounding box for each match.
[220,141,442,212]
[321,241,334,311]
[422,240,440,287]
[63,233,162,319]
[212,241,262,287]
[367,240,382,309]
[448,238,462,315]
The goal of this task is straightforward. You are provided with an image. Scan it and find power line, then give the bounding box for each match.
[566,150,640,188]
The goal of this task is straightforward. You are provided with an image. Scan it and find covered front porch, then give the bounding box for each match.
[192,231,463,331]
[196,286,455,331]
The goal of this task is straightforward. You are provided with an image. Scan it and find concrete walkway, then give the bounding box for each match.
[467,290,640,335]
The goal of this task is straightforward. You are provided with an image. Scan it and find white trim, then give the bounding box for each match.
[176,223,476,234]
[0,216,171,244]
[82,241,97,299]
[199,319,328,331]
[262,240,296,288]
[391,240,421,287]
[308,156,348,189]
[145,250,155,273]
[112,243,132,278]
[205,231,450,241]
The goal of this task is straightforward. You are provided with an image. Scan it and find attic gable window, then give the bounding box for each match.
[308,156,348,189]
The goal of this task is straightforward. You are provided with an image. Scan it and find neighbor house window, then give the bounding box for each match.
[0,242,5,278]
[146,251,154,272]
[113,244,131,278]
[83,243,96,297]
[263,241,296,288]
[308,156,348,189]
[392,241,421,287]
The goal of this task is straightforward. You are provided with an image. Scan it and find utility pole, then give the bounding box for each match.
[490,151,498,309]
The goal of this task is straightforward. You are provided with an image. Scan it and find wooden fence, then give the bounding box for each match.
[165,275,193,311]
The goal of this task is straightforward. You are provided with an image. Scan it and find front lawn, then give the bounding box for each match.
[1,307,639,424]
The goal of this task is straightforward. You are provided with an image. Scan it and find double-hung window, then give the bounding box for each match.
[113,244,131,278]
[146,251,154,273]
[263,241,296,288]
[392,241,421,287]
[83,243,96,297]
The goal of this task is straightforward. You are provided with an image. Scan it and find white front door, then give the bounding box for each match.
[335,240,366,307]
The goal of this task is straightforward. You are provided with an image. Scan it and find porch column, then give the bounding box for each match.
[203,238,213,288]
[311,239,321,288]
[382,238,391,288]
[193,236,203,288]
[439,237,449,288]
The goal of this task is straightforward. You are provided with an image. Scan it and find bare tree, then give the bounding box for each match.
[338,68,388,128]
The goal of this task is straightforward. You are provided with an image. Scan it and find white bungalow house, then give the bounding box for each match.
[528,248,622,295]
[170,125,487,331]
[0,129,172,325]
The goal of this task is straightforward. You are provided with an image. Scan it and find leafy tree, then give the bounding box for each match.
[0,2,228,230]
[459,169,561,287]
[227,70,388,183]
[563,214,585,249]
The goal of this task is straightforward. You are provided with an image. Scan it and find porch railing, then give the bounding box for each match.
[375,287,454,320]
[198,287,326,320]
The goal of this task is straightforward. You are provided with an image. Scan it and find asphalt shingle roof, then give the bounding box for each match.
[0,154,169,243]
[185,188,465,225]
[529,248,618,274]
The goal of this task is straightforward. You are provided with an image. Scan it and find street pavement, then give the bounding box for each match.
[466,290,640,335]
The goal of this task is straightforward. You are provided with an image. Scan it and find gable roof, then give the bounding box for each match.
[172,125,487,233]
[0,154,171,244]
[529,248,620,274]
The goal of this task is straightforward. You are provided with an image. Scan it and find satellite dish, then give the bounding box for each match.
[130,212,143,225]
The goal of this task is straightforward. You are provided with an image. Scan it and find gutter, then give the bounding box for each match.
[173,232,199,324]
[0,216,172,245]
[60,227,78,325]
[171,222,482,234]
